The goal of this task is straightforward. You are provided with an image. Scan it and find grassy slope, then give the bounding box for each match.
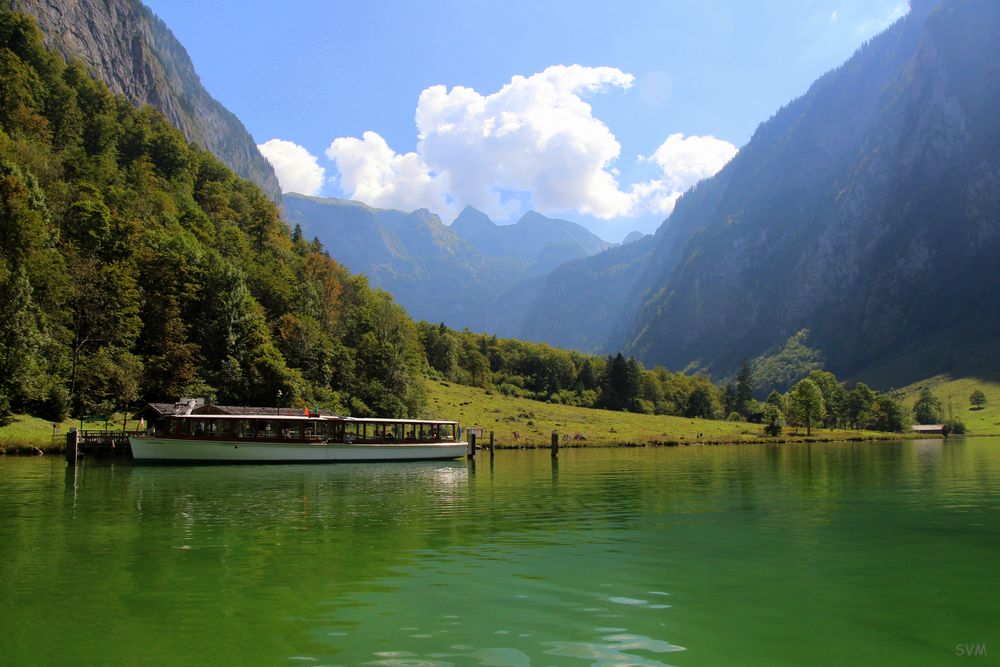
[898,375,1000,435]
[0,414,144,452]
[423,380,891,447]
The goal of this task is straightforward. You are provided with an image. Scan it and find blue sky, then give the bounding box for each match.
[144,0,908,241]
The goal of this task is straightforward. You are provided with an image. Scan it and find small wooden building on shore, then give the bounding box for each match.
[911,424,946,435]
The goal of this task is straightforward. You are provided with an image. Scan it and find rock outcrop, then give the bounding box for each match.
[13,0,281,201]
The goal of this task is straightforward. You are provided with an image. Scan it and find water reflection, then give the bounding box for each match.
[0,439,998,665]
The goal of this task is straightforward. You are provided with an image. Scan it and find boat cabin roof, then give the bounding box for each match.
[161,414,458,425]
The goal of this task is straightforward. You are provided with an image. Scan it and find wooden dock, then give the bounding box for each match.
[65,429,144,464]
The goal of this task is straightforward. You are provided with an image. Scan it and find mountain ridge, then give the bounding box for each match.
[12,0,282,201]
[283,194,615,336]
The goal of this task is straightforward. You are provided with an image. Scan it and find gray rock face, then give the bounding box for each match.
[13,0,281,201]
[621,0,1000,382]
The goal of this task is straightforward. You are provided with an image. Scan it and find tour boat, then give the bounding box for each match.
[129,411,467,463]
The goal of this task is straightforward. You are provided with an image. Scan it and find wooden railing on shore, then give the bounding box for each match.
[65,430,146,464]
[77,429,145,447]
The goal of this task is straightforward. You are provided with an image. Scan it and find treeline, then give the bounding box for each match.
[0,11,426,423]
[420,323,729,419]
[418,324,920,433]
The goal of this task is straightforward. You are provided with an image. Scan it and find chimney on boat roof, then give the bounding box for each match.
[174,397,206,415]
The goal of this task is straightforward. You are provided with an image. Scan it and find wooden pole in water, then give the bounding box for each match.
[551,431,559,458]
[65,429,78,466]
[489,431,495,459]
[468,432,477,458]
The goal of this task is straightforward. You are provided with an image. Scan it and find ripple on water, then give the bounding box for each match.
[543,631,686,665]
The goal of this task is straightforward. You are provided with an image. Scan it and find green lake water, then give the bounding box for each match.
[1,439,998,666]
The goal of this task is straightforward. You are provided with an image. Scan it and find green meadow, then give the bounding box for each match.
[424,380,895,447]
[898,375,1000,435]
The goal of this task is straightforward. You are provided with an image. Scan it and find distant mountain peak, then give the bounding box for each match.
[451,206,496,229]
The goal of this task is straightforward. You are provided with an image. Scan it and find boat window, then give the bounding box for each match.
[208,419,231,436]
[235,419,253,438]
[281,420,302,440]
[303,420,323,440]
[256,420,278,439]
[327,421,344,440]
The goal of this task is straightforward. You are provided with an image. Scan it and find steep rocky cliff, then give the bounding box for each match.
[621,0,1000,382]
[12,0,281,200]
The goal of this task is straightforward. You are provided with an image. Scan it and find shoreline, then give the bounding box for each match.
[1,431,965,457]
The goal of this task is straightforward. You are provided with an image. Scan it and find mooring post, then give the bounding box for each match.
[489,431,495,459]
[551,431,559,458]
[65,428,78,466]
[468,432,477,458]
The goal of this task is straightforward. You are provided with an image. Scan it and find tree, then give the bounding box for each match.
[0,267,46,418]
[598,353,641,411]
[721,381,738,417]
[970,390,987,410]
[762,403,784,436]
[420,322,457,378]
[685,385,717,419]
[786,378,826,435]
[735,359,754,417]
[807,369,846,428]
[912,387,942,425]
[845,383,876,430]
[870,394,905,432]
[575,359,598,391]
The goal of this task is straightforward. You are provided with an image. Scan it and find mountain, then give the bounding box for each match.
[12,0,282,201]
[520,235,655,352]
[283,194,515,329]
[518,0,1000,386]
[621,231,648,245]
[284,195,613,335]
[619,0,1000,383]
[0,9,428,421]
[452,206,613,272]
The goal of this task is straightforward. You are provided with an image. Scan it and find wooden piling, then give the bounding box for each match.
[551,431,559,458]
[468,432,477,458]
[65,429,78,466]
[489,431,495,458]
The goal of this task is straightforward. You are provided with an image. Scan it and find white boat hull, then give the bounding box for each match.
[129,437,467,463]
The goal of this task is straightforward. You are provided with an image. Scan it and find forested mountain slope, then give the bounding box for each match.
[0,11,425,421]
[11,0,282,201]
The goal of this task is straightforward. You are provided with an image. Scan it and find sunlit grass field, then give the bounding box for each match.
[0,414,144,452]
[898,375,1000,435]
[423,380,894,447]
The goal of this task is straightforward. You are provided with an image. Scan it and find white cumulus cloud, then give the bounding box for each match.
[323,66,736,222]
[325,131,449,214]
[258,138,326,196]
[630,133,738,215]
[326,64,635,220]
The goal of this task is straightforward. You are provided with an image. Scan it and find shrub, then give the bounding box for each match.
[763,404,784,436]
[943,418,967,436]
